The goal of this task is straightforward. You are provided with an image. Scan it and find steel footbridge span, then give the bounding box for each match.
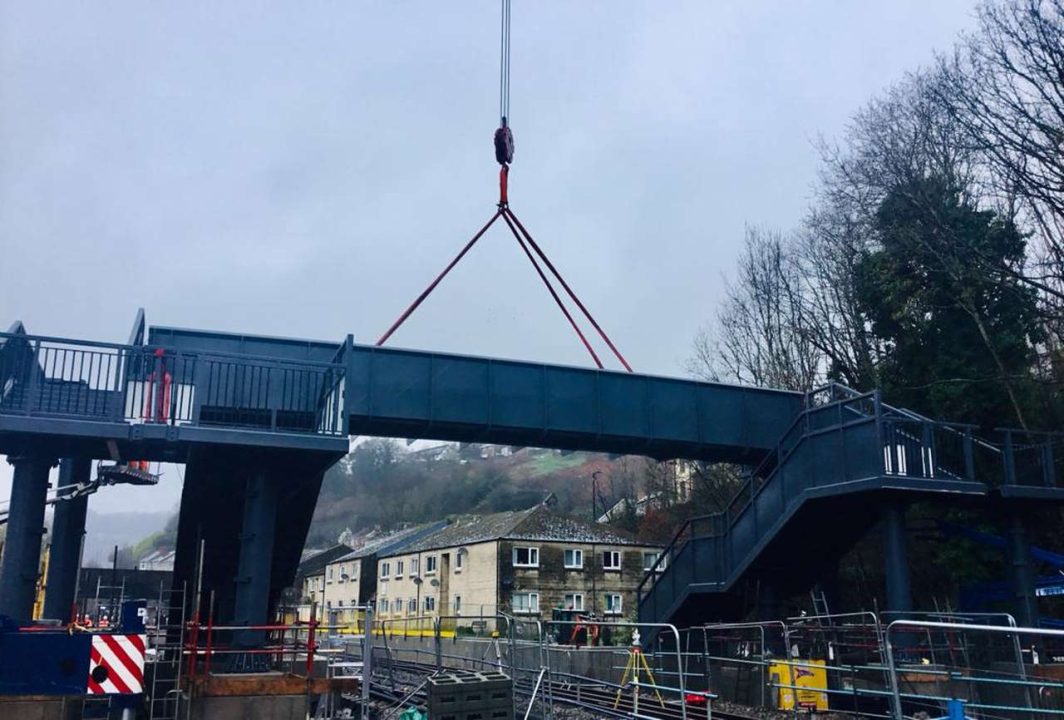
[0,310,1059,639]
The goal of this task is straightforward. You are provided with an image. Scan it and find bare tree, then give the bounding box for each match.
[793,69,986,390]
[941,0,1064,308]
[689,226,822,391]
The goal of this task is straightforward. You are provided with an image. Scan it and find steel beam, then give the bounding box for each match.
[0,454,54,622]
[233,471,278,650]
[1006,511,1039,627]
[42,457,91,622]
[883,501,912,612]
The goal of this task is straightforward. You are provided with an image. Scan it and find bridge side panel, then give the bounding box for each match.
[345,345,803,461]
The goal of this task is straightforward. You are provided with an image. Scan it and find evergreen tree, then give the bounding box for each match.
[856,176,1043,430]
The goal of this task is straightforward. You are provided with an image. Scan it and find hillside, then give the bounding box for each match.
[121,441,695,564]
[304,440,659,547]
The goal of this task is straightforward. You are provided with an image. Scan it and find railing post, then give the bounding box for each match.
[362,606,373,720]
[920,422,932,478]
[1042,439,1054,488]
[204,591,215,676]
[24,339,42,414]
[874,391,886,473]
[884,627,903,720]
[963,428,975,482]
[1003,431,1017,486]
[307,612,317,678]
[117,346,131,422]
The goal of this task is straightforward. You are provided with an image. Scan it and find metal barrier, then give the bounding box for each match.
[544,619,689,720]
[884,620,1064,719]
[0,331,346,436]
[184,617,324,678]
[1001,429,1064,488]
[687,620,792,710]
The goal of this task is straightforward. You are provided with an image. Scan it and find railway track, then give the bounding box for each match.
[372,656,760,720]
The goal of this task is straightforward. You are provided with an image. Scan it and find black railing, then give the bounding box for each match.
[0,332,346,437]
[1000,429,1063,488]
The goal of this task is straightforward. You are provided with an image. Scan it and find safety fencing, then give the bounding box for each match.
[673,612,1064,719]
[172,607,1064,718]
[363,614,710,719]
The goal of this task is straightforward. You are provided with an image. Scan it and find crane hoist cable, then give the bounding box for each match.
[376,0,631,373]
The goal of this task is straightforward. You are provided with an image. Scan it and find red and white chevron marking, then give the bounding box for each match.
[87,633,147,695]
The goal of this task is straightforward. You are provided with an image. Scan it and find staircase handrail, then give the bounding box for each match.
[639,387,1027,617]
[638,389,879,598]
[726,390,880,524]
[881,403,1001,456]
[639,388,998,603]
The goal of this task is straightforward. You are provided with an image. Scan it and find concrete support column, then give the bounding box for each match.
[43,457,91,621]
[1006,511,1038,627]
[233,471,278,649]
[0,454,54,623]
[883,501,912,613]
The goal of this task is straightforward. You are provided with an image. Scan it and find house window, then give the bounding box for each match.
[456,549,465,571]
[396,560,405,578]
[338,599,344,608]
[378,599,387,614]
[426,555,438,574]
[605,594,623,615]
[512,547,539,568]
[410,558,419,576]
[602,551,622,571]
[511,592,540,614]
[454,595,462,615]
[338,565,346,582]
[381,561,391,579]
[564,593,584,611]
[326,601,332,610]
[425,596,436,612]
[564,549,583,569]
[392,598,402,613]
[327,567,334,583]
[643,552,665,572]
[407,598,417,614]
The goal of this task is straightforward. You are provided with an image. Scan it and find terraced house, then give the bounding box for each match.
[373,500,664,627]
[320,521,447,628]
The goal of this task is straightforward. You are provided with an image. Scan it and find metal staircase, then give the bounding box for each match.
[636,383,1042,627]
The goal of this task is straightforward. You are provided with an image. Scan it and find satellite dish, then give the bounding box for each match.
[413,577,423,586]
[430,578,440,588]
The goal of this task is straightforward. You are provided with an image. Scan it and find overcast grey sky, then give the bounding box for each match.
[1,1,977,513]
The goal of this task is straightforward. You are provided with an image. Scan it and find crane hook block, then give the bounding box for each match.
[494,118,514,165]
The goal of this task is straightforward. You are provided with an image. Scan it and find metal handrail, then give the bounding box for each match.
[0,330,347,437]
[639,388,1002,607]
[638,391,880,597]
[0,331,346,369]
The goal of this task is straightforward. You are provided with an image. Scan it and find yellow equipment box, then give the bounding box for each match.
[770,659,828,711]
